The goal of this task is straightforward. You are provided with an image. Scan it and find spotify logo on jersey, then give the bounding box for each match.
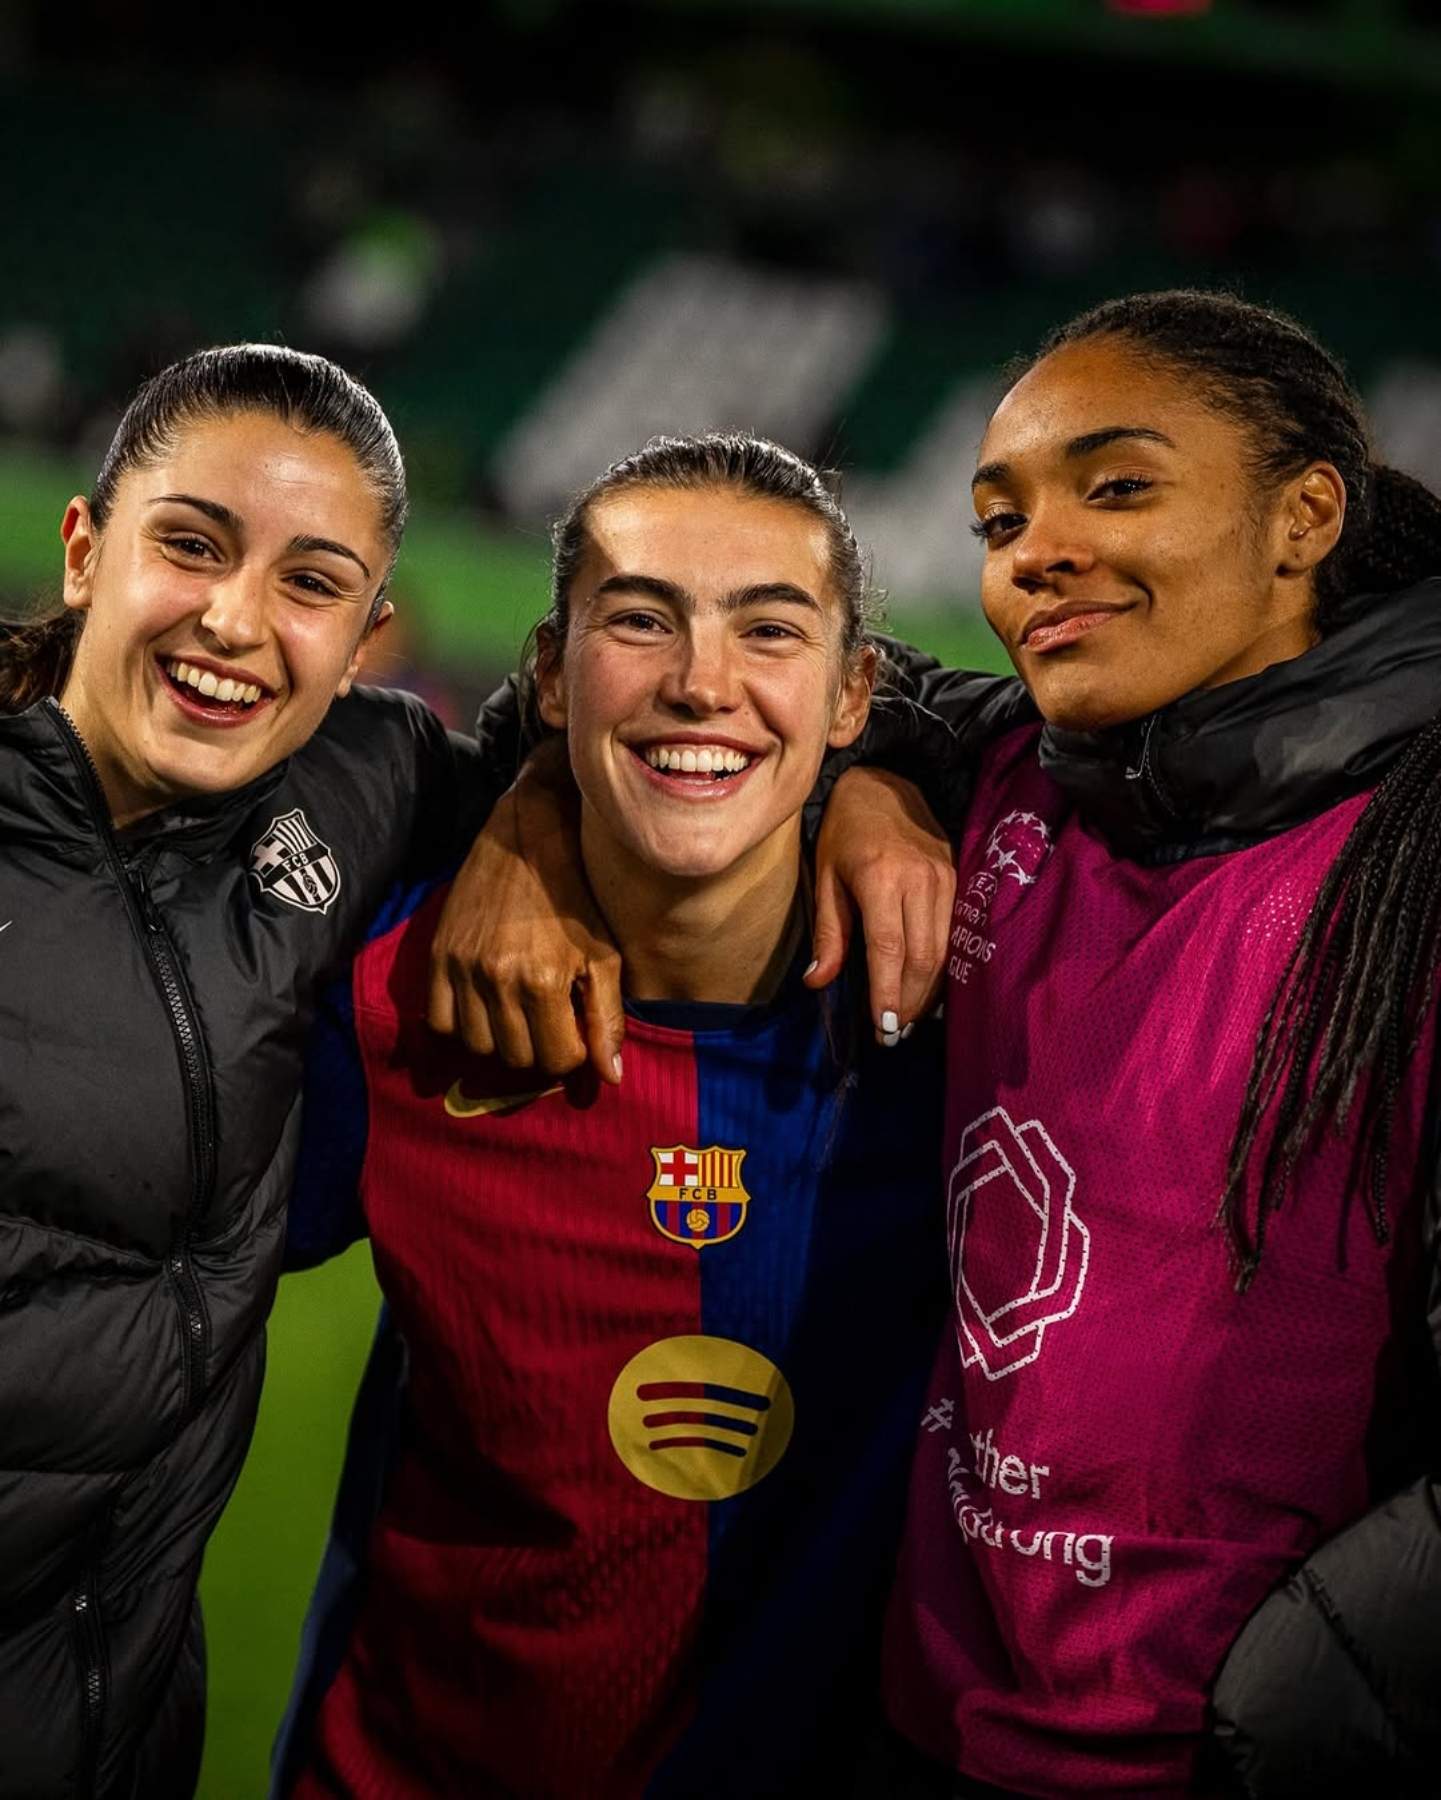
[608,1335,795,1501]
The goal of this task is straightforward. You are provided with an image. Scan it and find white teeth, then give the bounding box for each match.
[163,658,264,707]
[643,744,752,775]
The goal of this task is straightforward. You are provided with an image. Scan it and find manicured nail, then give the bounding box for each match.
[901,1022,914,1039]
[611,1053,623,1081]
[882,1029,901,1048]
[804,960,819,977]
[881,1010,899,1034]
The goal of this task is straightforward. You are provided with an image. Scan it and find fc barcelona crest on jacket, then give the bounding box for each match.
[249,810,342,915]
[648,1145,749,1248]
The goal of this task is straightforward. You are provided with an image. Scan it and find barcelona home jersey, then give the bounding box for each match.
[276,883,945,1800]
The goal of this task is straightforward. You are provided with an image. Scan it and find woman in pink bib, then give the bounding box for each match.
[882,291,1441,1799]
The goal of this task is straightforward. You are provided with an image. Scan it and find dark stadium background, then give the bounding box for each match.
[5,0,1441,1789]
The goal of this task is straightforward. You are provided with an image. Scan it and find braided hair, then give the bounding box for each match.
[1035,290,1441,1286]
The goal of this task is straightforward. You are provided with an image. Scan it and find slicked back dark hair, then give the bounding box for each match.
[1,343,406,711]
[1029,289,1441,1285]
[545,430,876,659]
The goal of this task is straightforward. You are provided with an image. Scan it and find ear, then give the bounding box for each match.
[60,497,99,612]
[535,624,568,730]
[826,641,877,750]
[336,599,394,699]
[1276,462,1347,578]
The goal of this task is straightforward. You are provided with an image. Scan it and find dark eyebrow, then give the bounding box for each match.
[591,575,822,616]
[287,534,371,581]
[149,498,372,581]
[972,426,1177,491]
[724,582,822,615]
[593,573,692,607]
[149,493,243,531]
[1064,426,1177,458]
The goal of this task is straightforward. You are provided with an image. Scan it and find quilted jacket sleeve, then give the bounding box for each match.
[1209,1158,1441,1798]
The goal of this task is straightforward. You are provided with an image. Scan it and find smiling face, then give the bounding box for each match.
[537,483,873,888]
[972,337,1345,732]
[58,409,392,824]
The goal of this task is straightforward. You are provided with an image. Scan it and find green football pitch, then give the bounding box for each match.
[198,1248,381,1797]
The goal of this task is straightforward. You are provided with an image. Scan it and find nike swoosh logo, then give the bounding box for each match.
[444,1081,564,1120]
[0,923,9,934]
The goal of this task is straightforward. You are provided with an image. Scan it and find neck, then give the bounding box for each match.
[1200,601,1320,693]
[56,683,166,830]
[582,811,807,1005]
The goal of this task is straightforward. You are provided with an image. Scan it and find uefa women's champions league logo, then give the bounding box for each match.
[948,1106,1089,1380]
[984,810,1052,889]
[951,810,1053,985]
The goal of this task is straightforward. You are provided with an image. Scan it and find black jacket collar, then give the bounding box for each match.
[1035,579,1441,858]
[0,698,286,865]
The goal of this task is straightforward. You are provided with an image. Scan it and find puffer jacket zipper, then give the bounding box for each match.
[71,1565,107,1794]
[1122,712,1183,833]
[44,703,218,1422]
[44,706,224,1793]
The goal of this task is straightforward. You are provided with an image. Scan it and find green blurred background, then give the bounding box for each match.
[8,0,1441,1789]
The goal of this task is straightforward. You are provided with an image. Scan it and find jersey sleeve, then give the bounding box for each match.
[286,968,371,1271]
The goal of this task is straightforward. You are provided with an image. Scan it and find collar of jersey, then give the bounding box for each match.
[623,948,823,1040]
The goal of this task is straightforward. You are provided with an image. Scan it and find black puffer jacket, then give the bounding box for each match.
[901,580,1441,1797]
[0,688,481,1799]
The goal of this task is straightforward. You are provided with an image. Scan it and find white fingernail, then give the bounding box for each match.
[881,1010,899,1034]
[804,960,819,977]
[882,1030,901,1048]
[901,1022,914,1039]
[612,1054,623,1080]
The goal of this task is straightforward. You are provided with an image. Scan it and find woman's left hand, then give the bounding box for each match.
[805,766,956,1044]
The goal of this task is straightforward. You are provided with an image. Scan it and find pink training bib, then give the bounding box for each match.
[886,725,1428,1799]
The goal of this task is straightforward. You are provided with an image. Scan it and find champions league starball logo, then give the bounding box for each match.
[948,1106,1089,1381]
[983,810,1052,889]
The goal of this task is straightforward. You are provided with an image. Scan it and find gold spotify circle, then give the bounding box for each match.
[607,1334,795,1501]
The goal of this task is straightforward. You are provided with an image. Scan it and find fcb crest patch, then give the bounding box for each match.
[249,810,341,915]
[648,1145,749,1248]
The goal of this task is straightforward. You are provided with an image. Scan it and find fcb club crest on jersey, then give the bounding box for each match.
[647,1145,749,1248]
[249,809,341,915]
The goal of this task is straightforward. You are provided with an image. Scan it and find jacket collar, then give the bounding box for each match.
[0,698,287,865]
[1035,578,1441,857]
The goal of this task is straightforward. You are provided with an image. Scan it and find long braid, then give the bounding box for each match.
[1034,292,1441,1282]
[1219,716,1441,1285]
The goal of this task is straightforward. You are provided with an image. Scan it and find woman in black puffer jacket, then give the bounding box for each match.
[0,344,487,1798]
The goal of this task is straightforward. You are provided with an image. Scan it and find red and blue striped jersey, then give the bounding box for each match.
[276,881,945,1799]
